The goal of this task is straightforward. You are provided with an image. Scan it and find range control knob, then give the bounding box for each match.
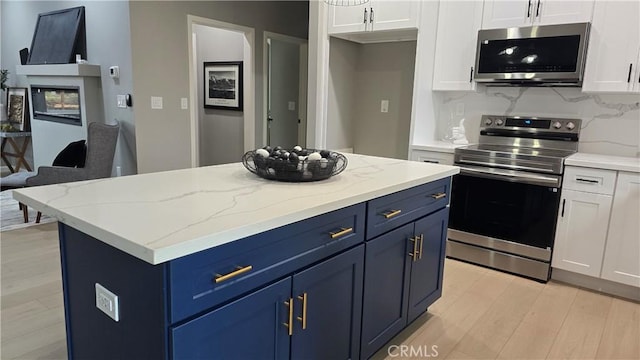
[485,118,493,126]
[553,121,562,129]
[566,122,576,130]
[495,119,504,126]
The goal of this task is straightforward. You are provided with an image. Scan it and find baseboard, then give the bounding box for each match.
[333,147,353,153]
[551,268,640,302]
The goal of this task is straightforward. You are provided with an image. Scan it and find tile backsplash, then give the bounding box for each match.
[437,87,640,157]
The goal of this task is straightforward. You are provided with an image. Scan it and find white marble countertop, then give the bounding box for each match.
[13,154,459,265]
[411,141,470,154]
[566,153,640,173]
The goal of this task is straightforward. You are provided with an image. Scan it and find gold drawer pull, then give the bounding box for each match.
[283,298,294,336]
[297,292,308,329]
[431,193,446,200]
[330,227,353,239]
[418,234,424,260]
[408,236,419,262]
[214,265,253,283]
[383,209,402,219]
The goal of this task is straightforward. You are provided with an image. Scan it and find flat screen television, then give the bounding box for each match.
[27,6,86,65]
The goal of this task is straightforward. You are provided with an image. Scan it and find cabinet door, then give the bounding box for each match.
[551,189,612,277]
[410,150,455,165]
[171,277,291,360]
[361,223,414,359]
[407,207,449,323]
[582,0,640,93]
[534,0,594,25]
[432,0,483,91]
[482,0,532,29]
[328,4,368,34]
[369,0,420,32]
[601,172,640,287]
[291,245,364,360]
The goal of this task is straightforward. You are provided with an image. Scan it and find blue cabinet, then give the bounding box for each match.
[57,178,452,360]
[360,207,450,359]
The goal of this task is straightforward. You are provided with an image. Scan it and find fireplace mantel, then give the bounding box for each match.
[16,64,100,77]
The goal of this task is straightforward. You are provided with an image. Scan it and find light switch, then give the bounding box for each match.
[381,100,389,113]
[151,96,163,110]
[116,95,127,108]
[288,101,296,111]
[181,98,188,110]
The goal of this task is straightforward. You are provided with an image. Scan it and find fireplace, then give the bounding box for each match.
[31,85,82,125]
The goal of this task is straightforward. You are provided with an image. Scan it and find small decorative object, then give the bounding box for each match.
[0,69,8,90]
[243,146,348,182]
[6,87,30,131]
[204,61,243,111]
[452,118,469,145]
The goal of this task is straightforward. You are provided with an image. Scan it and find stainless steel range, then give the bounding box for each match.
[447,115,581,282]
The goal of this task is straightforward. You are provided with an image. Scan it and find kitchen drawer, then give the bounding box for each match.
[366,177,451,240]
[410,150,454,165]
[168,203,365,323]
[563,166,617,195]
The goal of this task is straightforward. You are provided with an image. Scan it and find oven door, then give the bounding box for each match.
[449,166,562,254]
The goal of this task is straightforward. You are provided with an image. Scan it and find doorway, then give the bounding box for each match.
[263,32,308,149]
[188,15,255,167]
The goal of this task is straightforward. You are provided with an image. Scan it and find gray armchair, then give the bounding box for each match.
[7,122,119,222]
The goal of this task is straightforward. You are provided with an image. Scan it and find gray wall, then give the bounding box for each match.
[269,38,300,149]
[129,1,309,173]
[327,39,416,159]
[194,24,245,166]
[0,0,136,175]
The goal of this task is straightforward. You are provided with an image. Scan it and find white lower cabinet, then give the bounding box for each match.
[552,189,612,277]
[410,150,454,165]
[601,172,640,287]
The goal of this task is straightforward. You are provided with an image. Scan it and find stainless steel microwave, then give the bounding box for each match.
[474,22,590,86]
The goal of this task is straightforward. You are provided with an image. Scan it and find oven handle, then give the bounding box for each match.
[458,166,561,187]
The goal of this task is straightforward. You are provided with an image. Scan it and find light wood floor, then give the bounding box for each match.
[2,223,639,360]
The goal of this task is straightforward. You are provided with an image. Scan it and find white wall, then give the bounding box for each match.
[194,24,245,166]
[327,38,358,151]
[435,88,640,157]
[1,1,136,175]
[129,1,309,174]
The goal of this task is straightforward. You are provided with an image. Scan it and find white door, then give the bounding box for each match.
[582,0,640,93]
[482,0,532,29]
[267,37,304,149]
[328,3,368,34]
[533,0,594,25]
[369,0,420,32]
[432,0,483,91]
[601,172,640,287]
[552,189,612,277]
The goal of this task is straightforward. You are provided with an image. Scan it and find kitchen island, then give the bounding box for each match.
[14,153,458,360]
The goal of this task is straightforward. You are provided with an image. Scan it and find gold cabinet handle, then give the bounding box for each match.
[214,265,253,283]
[330,227,353,239]
[283,298,294,336]
[418,234,424,260]
[431,193,447,200]
[408,236,419,262]
[383,209,402,219]
[297,292,308,330]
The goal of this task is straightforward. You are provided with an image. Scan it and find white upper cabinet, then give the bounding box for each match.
[482,0,594,29]
[432,1,483,91]
[328,0,420,35]
[582,1,640,93]
[601,172,640,287]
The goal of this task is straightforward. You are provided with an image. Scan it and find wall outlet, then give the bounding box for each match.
[181,98,188,110]
[151,96,163,110]
[381,100,389,113]
[116,95,127,108]
[95,283,119,322]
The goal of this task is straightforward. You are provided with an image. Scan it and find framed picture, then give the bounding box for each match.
[6,87,30,131]
[204,61,243,111]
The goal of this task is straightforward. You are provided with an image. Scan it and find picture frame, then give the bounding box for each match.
[204,61,243,111]
[6,87,30,131]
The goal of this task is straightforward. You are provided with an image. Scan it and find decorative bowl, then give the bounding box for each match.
[242,148,348,182]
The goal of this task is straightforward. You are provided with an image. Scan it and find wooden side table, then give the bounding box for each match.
[1,131,32,173]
